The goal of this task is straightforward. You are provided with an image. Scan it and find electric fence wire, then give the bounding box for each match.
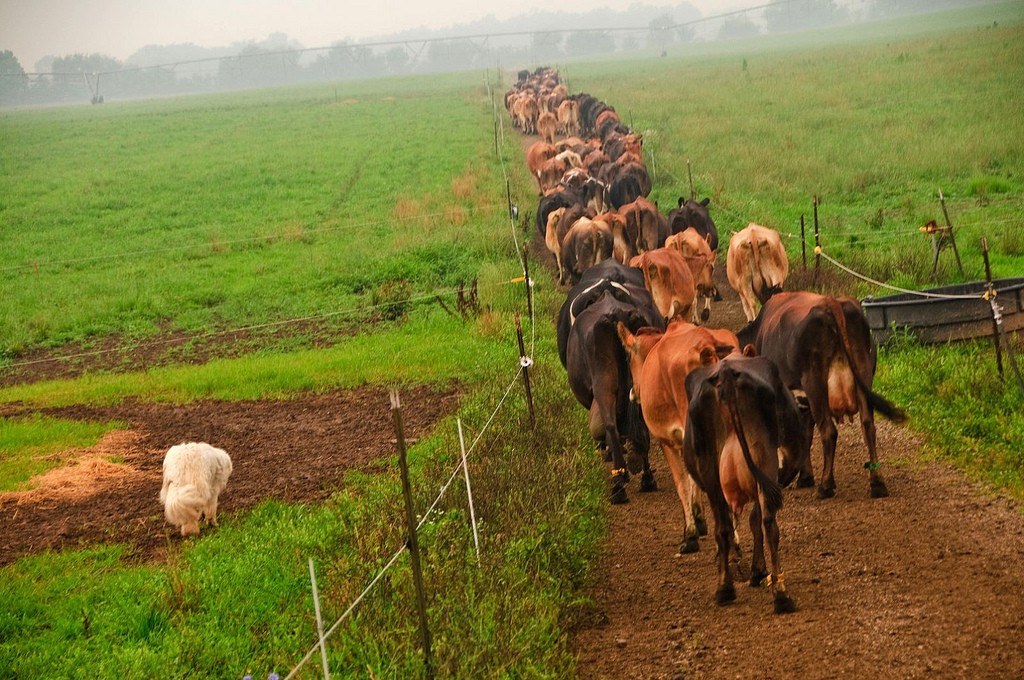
[285,366,525,679]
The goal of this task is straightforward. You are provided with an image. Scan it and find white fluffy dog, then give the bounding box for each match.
[160,442,233,537]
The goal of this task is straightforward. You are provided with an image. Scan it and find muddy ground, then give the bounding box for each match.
[0,386,459,566]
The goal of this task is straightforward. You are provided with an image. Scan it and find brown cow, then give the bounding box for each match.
[526,141,557,178]
[682,350,810,612]
[619,196,668,255]
[737,292,908,499]
[556,99,580,137]
[537,156,569,193]
[665,227,717,322]
[537,111,558,143]
[595,211,631,264]
[629,248,696,322]
[561,217,614,285]
[726,223,790,322]
[618,321,740,553]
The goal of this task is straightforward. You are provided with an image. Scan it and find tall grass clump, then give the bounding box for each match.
[875,336,1024,496]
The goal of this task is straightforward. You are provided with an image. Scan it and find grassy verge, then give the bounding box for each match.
[0,415,123,490]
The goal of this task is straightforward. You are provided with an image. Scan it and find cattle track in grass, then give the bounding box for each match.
[510,71,1024,679]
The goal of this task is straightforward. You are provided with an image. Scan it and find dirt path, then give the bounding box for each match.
[562,240,1024,679]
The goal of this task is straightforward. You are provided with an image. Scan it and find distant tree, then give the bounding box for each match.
[384,46,409,74]
[51,52,122,74]
[867,0,976,18]
[49,53,122,102]
[765,0,848,34]
[565,30,613,57]
[0,50,28,102]
[530,31,563,62]
[717,16,761,41]
[647,13,674,52]
[425,39,488,72]
[675,24,696,44]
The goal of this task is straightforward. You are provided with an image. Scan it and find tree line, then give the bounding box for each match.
[0,0,981,107]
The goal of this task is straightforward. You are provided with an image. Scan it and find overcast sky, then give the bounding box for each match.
[1,0,764,71]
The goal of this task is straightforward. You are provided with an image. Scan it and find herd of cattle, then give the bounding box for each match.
[506,67,908,613]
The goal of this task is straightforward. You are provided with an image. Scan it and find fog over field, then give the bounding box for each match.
[0,0,993,106]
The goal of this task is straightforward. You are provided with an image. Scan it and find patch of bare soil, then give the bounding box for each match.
[0,385,459,566]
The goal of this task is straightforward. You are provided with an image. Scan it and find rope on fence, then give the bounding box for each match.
[815,246,982,300]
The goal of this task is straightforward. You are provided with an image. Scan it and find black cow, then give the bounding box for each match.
[683,351,810,612]
[559,260,665,504]
[737,292,907,499]
[668,197,719,253]
[536,188,582,239]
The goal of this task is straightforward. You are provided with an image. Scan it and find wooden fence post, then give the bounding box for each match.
[938,188,965,276]
[514,314,536,428]
[981,239,1004,380]
[389,390,433,680]
[800,214,807,270]
[813,196,821,273]
[520,245,534,321]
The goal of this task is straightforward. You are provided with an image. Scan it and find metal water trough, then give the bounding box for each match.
[861,277,1024,344]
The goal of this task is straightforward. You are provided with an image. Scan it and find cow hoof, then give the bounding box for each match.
[715,584,736,606]
[639,472,657,492]
[679,537,700,554]
[750,568,768,588]
[610,486,629,505]
[796,474,816,489]
[700,307,710,322]
[817,486,836,500]
[870,480,890,498]
[773,592,797,614]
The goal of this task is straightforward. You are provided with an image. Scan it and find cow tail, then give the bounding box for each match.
[825,298,908,424]
[721,365,784,513]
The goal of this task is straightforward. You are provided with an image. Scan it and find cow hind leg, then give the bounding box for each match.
[639,457,657,492]
[861,406,888,498]
[710,497,737,605]
[663,443,701,553]
[763,510,796,614]
[747,503,768,587]
[818,419,839,499]
[610,468,629,505]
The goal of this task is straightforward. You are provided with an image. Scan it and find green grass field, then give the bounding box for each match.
[2,3,1024,677]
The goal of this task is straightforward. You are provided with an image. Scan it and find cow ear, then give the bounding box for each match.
[699,346,717,366]
[617,321,634,350]
[677,197,684,207]
[700,197,710,207]
[742,343,757,357]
